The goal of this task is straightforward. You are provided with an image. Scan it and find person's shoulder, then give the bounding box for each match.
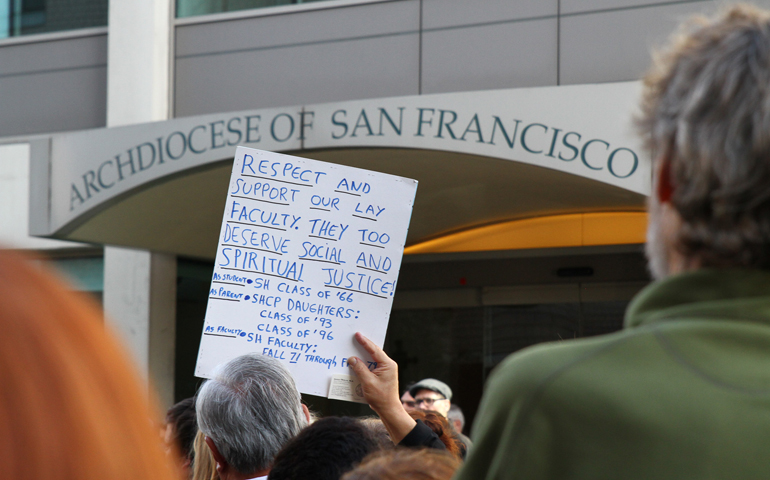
[461,330,647,480]
[484,328,641,403]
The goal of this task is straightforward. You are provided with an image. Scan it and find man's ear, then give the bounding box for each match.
[656,154,674,204]
[302,403,311,423]
[204,436,229,474]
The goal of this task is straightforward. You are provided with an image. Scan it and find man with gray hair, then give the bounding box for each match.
[196,353,310,480]
[446,404,465,435]
[455,5,770,478]
[350,4,770,479]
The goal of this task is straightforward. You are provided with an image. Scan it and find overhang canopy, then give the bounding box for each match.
[31,82,649,259]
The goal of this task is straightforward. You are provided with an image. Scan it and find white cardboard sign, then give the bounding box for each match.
[194,147,418,397]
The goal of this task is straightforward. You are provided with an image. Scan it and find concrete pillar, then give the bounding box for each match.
[107,0,173,127]
[104,0,176,409]
[104,248,177,408]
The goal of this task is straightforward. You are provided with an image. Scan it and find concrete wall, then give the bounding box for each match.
[174,0,421,116]
[0,29,107,137]
[174,0,770,117]
[7,0,770,132]
[0,142,82,249]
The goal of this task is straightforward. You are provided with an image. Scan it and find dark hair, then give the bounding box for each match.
[401,382,415,396]
[408,411,463,459]
[341,449,461,480]
[637,4,770,268]
[166,397,197,460]
[267,416,380,480]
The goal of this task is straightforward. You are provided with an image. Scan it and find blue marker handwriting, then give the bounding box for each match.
[242,154,327,185]
[308,219,349,240]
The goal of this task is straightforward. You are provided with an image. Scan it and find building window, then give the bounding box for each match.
[176,0,326,18]
[385,300,629,431]
[0,0,107,39]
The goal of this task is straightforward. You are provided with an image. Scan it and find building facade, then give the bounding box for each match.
[1,0,754,423]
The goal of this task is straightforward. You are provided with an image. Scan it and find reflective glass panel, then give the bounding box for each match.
[0,0,108,39]
[176,0,327,18]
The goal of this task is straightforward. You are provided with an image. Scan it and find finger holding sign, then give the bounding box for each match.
[348,332,399,410]
[348,332,416,443]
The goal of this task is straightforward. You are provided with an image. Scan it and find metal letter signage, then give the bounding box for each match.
[41,82,648,238]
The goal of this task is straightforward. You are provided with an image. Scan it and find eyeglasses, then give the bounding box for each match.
[402,400,416,408]
[413,397,447,407]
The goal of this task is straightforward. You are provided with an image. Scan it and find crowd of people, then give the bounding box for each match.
[5,4,770,479]
[163,352,468,480]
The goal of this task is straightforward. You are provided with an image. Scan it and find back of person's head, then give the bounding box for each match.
[268,416,380,480]
[341,449,461,480]
[166,397,197,461]
[196,353,307,475]
[0,251,178,480]
[192,430,220,480]
[408,410,462,459]
[637,4,770,273]
[447,404,465,433]
[359,417,395,450]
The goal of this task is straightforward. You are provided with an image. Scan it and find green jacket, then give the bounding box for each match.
[456,269,770,480]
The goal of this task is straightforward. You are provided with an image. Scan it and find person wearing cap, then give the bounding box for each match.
[409,379,452,418]
[409,379,472,456]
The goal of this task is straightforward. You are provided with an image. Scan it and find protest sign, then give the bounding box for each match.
[194,147,418,398]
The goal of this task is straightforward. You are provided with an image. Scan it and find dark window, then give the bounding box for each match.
[2,0,108,38]
[385,299,629,433]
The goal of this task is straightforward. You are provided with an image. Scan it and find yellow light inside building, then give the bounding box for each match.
[404,212,647,254]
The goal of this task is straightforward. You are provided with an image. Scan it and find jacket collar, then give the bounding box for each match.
[624,268,770,329]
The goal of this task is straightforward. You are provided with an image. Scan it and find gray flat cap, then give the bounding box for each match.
[409,378,452,401]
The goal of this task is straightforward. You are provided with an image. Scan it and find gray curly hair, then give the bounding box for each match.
[637,4,770,269]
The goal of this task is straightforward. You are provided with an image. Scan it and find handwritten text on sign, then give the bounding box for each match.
[194,147,418,397]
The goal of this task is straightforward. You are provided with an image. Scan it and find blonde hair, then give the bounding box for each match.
[192,430,219,480]
[0,251,179,480]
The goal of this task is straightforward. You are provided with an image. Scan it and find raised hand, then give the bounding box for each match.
[348,332,416,443]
